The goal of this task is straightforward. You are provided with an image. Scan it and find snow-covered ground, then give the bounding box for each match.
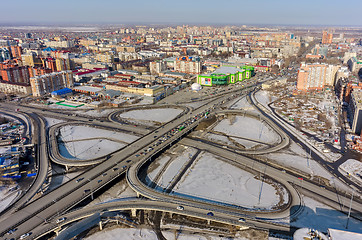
[0,185,19,212]
[59,139,125,160]
[255,90,277,108]
[85,227,249,240]
[265,141,350,192]
[229,96,257,112]
[146,156,171,186]
[75,109,116,117]
[59,125,138,143]
[206,133,236,147]
[44,117,64,128]
[87,179,138,207]
[156,147,198,191]
[213,116,280,148]
[290,196,362,233]
[184,101,206,109]
[119,108,183,123]
[173,152,286,210]
[339,159,362,184]
[58,125,139,160]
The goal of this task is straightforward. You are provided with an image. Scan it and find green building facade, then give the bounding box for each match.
[197,66,254,86]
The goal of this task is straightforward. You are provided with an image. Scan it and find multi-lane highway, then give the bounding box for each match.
[1,80,361,239]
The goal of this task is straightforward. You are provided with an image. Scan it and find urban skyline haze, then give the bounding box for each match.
[1,0,361,26]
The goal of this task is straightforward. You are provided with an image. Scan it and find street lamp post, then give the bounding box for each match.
[346,190,354,229]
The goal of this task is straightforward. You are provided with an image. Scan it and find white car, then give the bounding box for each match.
[20,232,32,239]
[177,206,184,211]
[56,217,66,223]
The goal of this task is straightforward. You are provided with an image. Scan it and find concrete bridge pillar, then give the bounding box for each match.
[136,192,140,198]
[65,165,68,172]
[54,227,61,236]
[207,219,211,225]
[131,208,137,217]
[99,221,103,231]
[169,212,173,218]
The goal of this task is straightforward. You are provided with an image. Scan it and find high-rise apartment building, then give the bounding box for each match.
[297,63,340,91]
[322,31,333,44]
[30,71,74,97]
[0,48,11,62]
[0,66,30,84]
[10,46,22,59]
[350,90,362,134]
[150,61,167,75]
[174,56,201,74]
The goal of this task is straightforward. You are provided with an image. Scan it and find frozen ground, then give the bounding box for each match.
[119,108,183,123]
[174,152,286,210]
[339,159,362,184]
[59,139,125,160]
[59,125,139,143]
[0,185,19,212]
[290,195,362,233]
[44,117,64,128]
[213,116,280,146]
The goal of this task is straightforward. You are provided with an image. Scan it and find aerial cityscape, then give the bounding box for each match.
[0,1,361,240]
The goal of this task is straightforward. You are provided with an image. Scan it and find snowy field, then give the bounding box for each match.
[173,152,286,210]
[0,185,19,212]
[75,109,116,117]
[339,159,362,184]
[119,108,183,123]
[45,117,65,128]
[59,139,125,160]
[59,125,139,143]
[265,142,351,193]
[58,125,138,160]
[87,179,138,207]
[213,116,280,147]
[229,96,257,112]
[290,196,362,233]
[184,101,206,109]
[155,147,198,191]
[146,156,171,186]
[85,227,250,240]
[255,90,277,107]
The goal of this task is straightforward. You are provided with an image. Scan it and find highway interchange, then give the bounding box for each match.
[0,76,361,240]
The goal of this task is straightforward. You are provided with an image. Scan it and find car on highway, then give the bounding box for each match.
[126,160,131,163]
[20,232,32,239]
[207,212,214,216]
[177,206,184,210]
[238,218,246,222]
[76,177,84,183]
[6,228,17,235]
[113,167,119,171]
[56,217,67,223]
[102,173,107,176]
[98,179,102,183]
[84,189,91,193]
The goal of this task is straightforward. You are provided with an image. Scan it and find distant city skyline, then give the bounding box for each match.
[1,0,361,26]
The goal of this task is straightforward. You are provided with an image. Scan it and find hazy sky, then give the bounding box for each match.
[1,0,361,26]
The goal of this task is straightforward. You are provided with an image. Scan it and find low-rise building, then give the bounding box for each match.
[0,80,32,95]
